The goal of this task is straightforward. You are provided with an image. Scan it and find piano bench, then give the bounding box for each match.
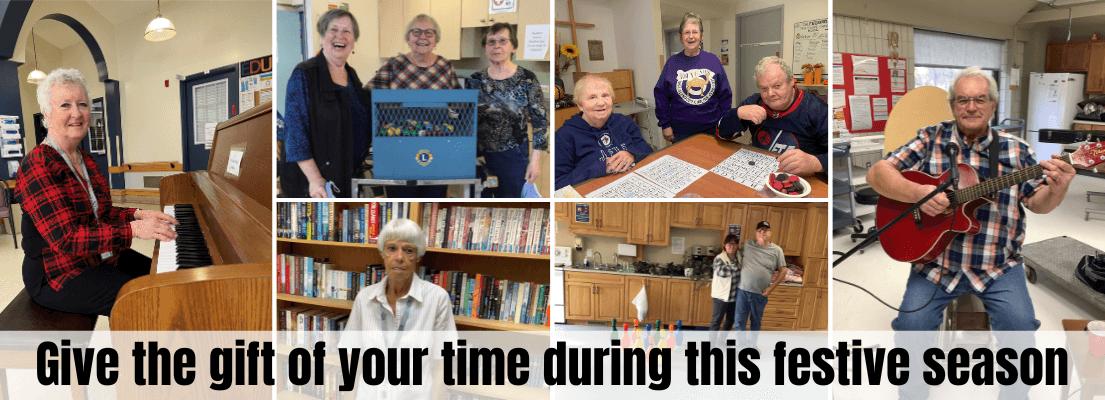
[0,289,96,400]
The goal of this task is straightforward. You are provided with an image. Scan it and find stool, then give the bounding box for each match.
[849,187,881,253]
[0,289,96,400]
[938,293,994,351]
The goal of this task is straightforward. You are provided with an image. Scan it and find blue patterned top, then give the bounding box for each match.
[465,67,548,153]
[284,69,369,162]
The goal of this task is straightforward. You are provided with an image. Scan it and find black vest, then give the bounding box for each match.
[280,53,371,198]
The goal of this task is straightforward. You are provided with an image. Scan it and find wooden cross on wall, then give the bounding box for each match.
[555,0,595,73]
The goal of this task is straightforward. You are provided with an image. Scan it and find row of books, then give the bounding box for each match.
[420,203,550,255]
[276,202,551,257]
[276,201,413,243]
[277,305,349,348]
[278,254,549,326]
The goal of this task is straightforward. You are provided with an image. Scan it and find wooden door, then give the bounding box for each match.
[625,277,646,322]
[565,282,594,320]
[691,282,715,328]
[1062,42,1090,71]
[664,280,695,327]
[460,0,489,27]
[804,206,828,258]
[1046,43,1064,72]
[648,203,671,246]
[645,278,668,325]
[781,208,807,255]
[627,203,650,245]
[805,257,827,288]
[798,288,818,330]
[744,205,768,242]
[595,283,625,322]
[554,202,569,221]
[766,207,786,247]
[1088,42,1105,93]
[671,203,699,228]
[567,202,599,232]
[725,203,747,237]
[813,289,828,331]
[598,203,629,235]
[699,203,728,231]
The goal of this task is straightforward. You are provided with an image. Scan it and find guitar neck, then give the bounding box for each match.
[954,153,1070,203]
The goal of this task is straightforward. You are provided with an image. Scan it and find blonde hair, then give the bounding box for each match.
[754,56,793,82]
[573,75,614,106]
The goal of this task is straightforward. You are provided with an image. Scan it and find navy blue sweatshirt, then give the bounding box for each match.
[555,113,653,190]
[716,89,829,172]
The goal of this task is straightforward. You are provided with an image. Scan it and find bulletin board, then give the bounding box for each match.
[832,52,908,134]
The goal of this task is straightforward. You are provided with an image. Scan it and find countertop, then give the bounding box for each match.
[1072,119,1105,126]
[563,266,805,287]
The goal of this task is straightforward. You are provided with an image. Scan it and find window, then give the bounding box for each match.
[913,29,1005,125]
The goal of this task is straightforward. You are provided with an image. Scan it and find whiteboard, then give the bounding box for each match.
[791,18,828,79]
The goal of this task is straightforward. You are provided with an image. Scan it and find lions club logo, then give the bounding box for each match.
[416,149,433,167]
[676,69,716,106]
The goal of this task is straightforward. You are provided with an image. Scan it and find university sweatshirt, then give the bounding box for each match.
[654,51,733,139]
[555,113,653,190]
[716,89,829,172]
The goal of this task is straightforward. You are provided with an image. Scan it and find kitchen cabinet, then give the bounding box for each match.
[565,271,626,321]
[1046,40,1098,74]
[1088,42,1105,94]
[627,203,670,246]
[461,0,517,28]
[798,288,828,331]
[780,208,807,256]
[804,257,827,289]
[1063,42,1091,71]
[594,284,625,321]
[691,282,714,328]
[554,202,569,221]
[664,280,695,327]
[379,0,462,60]
[804,206,828,258]
[671,203,728,231]
[747,285,801,330]
[565,282,595,320]
[744,205,769,237]
[568,202,628,236]
[625,276,667,324]
[725,204,747,237]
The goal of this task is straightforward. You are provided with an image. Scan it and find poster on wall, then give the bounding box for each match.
[239,55,273,113]
[489,0,517,14]
[791,18,828,80]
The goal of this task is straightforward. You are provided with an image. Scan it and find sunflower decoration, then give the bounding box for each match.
[561,43,580,59]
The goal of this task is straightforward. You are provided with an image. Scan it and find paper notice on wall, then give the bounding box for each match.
[523,24,550,60]
[872,97,889,121]
[854,76,880,95]
[834,118,848,133]
[886,58,905,70]
[671,237,685,255]
[852,55,879,75]
[832,65,843,85]
[260,72,273,89]
[240,93,255,111]
[832,89,846,109]
[204,122,217,150]
[833,53,842,64]
[849,95,872,131]
[892,95,904,108]
[891,74,906,93]
[489,0,516,14]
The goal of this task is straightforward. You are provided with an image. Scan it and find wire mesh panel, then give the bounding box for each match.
[371,90,478,180]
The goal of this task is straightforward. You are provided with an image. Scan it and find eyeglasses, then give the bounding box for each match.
[953,95,991,108]
[486,38,510,47]
[409,29,437,38]
[682,30,700,36]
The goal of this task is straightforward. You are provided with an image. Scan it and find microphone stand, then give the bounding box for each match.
[834,144,960,267]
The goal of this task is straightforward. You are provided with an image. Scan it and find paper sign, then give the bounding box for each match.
[872,97,889,121]
[671,237,685,255]
[227,149,244,177]
[489,0,516,14]
[832,89,846,109]
[892,95,904,107]
[575,203,590,223]
[728,225,742,242]
[523,24,550,60]
[852,55,878,75]
[833,53,842,64]
[849,95,872,131]
[832,65,843,85]
[204,122,217,150]
[854,76,880,95]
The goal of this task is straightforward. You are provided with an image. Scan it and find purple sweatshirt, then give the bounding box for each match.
[654,50,732,141]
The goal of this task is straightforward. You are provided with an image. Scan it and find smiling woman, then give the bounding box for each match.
[653,12,732,144]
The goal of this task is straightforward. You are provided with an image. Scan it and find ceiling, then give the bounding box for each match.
[26,1,172,50]
[1022,1,1105,41]
[659,0,735,28]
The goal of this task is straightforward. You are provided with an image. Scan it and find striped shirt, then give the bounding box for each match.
[366,54,459,90]
[885,121,1045,292]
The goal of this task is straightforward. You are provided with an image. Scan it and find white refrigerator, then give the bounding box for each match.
[1026,72,1085,160]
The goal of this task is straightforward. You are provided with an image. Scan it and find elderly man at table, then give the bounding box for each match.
[715,56,828,175]
[555,74,653,190]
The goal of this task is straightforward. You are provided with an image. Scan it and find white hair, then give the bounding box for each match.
[573,74,614,106]
[377,218,427,258]
[405,14,442,44]
[948,66,998,103]
[754,56,793,82]
[37,68,92,121]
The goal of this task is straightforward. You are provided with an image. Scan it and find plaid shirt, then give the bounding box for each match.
[885,121,1044,293]
[366,54,459,90]
[713,252,741,302]
[16,143,136,291]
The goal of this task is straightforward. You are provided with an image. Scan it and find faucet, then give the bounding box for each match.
[593,252,603,268]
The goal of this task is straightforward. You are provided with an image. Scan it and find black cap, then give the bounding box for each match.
[756,221,771,230]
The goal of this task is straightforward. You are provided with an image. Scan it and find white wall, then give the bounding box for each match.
[554,0,622,94]
[611,0,664,150]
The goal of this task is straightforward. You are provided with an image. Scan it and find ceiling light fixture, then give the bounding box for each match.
[27,27,45,84]
[144,0,176,42]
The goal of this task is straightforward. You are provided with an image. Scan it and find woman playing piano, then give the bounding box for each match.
[340,218,456,398]
[16,68,179,317]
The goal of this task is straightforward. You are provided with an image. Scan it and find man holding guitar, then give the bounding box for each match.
[867,67,1077,399]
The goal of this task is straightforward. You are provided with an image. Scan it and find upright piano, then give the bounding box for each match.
[111,101,272,331]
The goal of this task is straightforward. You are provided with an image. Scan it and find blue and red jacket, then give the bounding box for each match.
[716,89,829,172]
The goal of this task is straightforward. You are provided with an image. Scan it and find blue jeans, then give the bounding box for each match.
[893,262,1039,400]
[733,289,767,346]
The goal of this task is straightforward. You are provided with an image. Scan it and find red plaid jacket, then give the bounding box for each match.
[16,143,135,291]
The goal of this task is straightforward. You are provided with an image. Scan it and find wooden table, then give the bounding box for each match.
[1061,319,1105,400]
[573,134,828,198]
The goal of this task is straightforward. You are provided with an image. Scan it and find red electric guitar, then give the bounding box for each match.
[877,141,1105,263]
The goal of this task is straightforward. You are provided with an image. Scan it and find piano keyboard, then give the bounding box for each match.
[155,204,215,273]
